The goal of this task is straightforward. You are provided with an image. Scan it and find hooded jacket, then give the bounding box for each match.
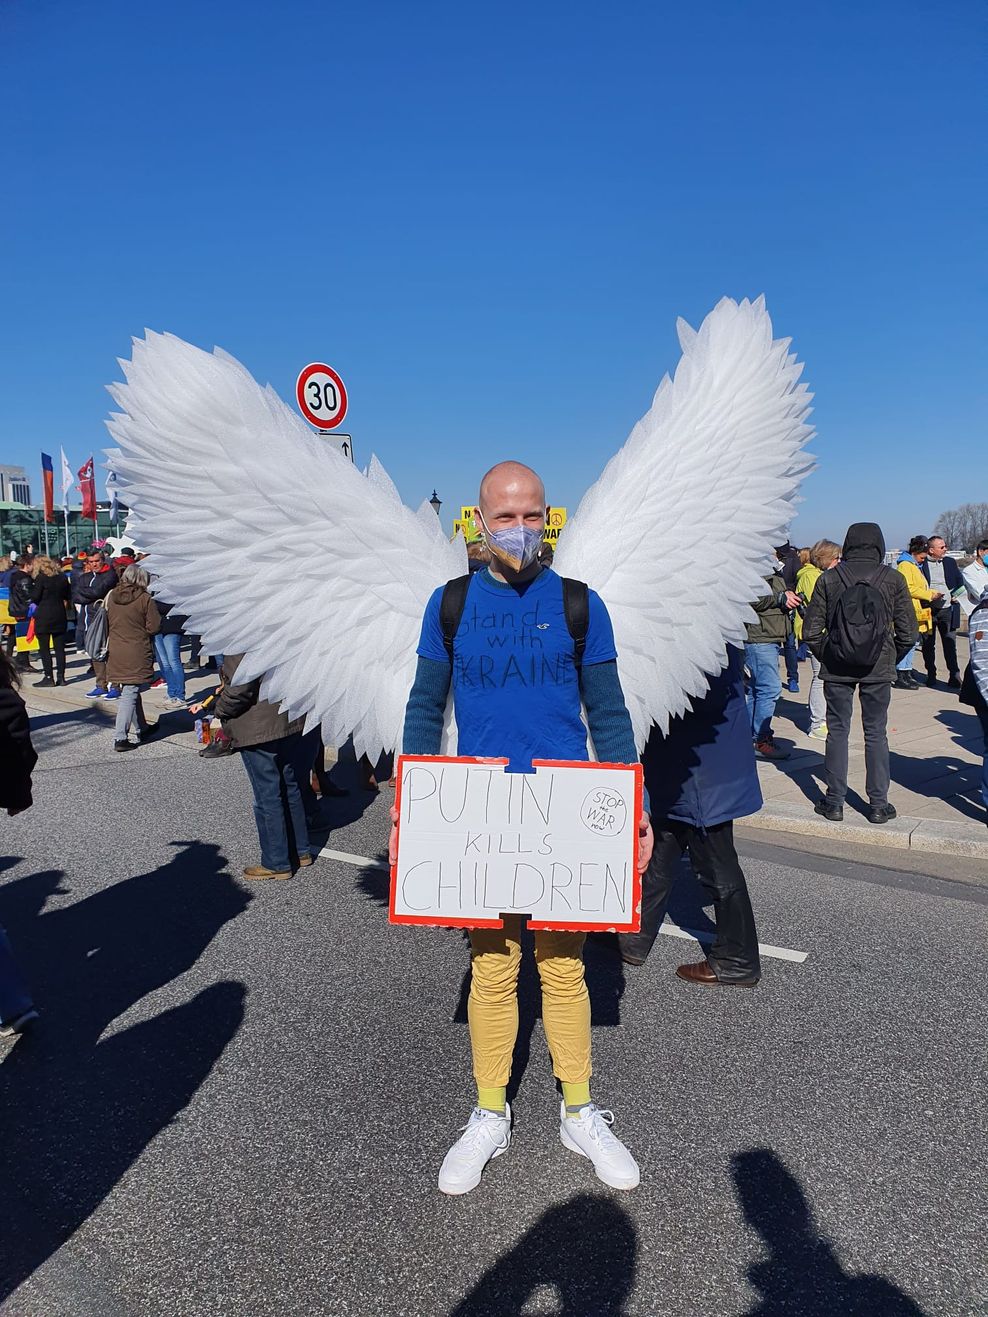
[802,522,916,684]
[105,581,161,684]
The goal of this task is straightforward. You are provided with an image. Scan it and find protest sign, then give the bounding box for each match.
[390,755,642,933]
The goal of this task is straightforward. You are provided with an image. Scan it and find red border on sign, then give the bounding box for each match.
[296,362,349,430]
[389,755,643,934]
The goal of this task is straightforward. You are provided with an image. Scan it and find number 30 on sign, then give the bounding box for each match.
[296,362,348,429]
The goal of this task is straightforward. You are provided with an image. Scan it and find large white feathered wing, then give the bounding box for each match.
[105,332,465,758]
[553,296,814,748]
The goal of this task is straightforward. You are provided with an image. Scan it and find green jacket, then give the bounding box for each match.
[745,573,788,644]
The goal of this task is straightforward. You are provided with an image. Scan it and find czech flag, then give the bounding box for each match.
[41,452,55,523]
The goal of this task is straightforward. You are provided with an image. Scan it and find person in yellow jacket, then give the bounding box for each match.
[895,536,943,690]
[796,540,841,737]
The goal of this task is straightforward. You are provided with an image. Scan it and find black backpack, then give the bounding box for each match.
[439,574,589,668]
[824,563,890,670]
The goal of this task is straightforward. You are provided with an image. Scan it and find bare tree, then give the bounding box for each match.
[934,502,988,553]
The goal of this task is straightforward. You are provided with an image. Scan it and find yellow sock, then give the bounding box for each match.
[477,1085,506,1114]
[561,1080,591,1118]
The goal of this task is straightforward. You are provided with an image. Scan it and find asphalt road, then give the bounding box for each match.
[1,707,985,1316]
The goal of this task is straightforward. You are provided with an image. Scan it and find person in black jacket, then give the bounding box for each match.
[618,647,762,985]
[28,556,72,686]
[920,535,963,687]
[0,650,40,1037]
[6,554,36,673]
[75,552,119,696]
[775,541,803,692]
[802,522,917,825]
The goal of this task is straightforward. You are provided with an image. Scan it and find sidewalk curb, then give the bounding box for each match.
[746,801,988,860]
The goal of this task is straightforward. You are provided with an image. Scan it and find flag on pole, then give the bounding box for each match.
[60,448,74,502]
[78,456,97,520]
[41,452,55,523]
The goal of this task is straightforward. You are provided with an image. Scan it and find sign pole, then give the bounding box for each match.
[63,504,70,557]
[42,519,50,557]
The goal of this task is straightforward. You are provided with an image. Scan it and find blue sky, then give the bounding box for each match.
[1,0,983,547]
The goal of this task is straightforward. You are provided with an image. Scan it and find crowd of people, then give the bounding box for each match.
[2,492,987,1195]
[742,532,988,825]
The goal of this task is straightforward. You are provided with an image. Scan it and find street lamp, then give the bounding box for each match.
[429,490,442,515]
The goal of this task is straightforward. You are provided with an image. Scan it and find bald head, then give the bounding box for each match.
[478,462,545,518]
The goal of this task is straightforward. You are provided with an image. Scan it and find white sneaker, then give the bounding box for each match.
[809,723,828,740]
[559,1101,640,1191]
[438,1104,512,1195]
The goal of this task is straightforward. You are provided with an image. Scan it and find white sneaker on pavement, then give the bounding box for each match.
[559,1101,640,1191]
[438,1104,512,1195]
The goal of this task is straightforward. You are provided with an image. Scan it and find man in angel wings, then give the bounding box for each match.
[104,295,813,1198]
[393,459,655,1195]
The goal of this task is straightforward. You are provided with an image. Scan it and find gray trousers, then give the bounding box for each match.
[114,684,149,741]
[823,680,892,807]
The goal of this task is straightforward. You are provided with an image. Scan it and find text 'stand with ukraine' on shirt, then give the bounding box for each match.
[416,568,617,770]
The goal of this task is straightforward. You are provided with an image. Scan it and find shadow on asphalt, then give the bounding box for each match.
[0,843,249,1303]
[449,1192,637,1316]
[732,1149,928,1316]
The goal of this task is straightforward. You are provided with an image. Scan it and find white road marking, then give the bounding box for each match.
[659,922,808,963]
[319,847,388,870]
[318,847,810,963]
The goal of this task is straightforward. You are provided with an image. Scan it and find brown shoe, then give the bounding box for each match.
[676,960,759,987]
[242,865,291,881]
[297,855,315,868]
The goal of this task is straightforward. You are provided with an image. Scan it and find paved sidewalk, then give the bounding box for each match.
[744,638,988,859]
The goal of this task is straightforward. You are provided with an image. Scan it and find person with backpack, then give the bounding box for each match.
[391,461,653,1196]
[802,523,917,824]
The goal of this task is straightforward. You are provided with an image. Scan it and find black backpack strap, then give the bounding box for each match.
[439,575,471,665]
[561,577,590,669]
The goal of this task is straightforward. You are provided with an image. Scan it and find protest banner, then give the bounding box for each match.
[390,755,642,933]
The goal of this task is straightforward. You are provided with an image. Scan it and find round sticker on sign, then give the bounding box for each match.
[296,363,348,430]
[580,787,628,836]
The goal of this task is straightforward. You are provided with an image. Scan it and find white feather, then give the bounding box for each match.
[104,332,465,759]
[553,296,814,748]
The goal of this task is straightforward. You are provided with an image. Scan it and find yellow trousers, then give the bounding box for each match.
[467,916,591,1087]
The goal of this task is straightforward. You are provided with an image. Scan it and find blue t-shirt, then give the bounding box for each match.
[416,568,617,769]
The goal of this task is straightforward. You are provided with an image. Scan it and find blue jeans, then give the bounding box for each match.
[154,632,186,700]
[239,731,318,871]
[745,642,782,742]
[783,632,799,682]
[0,925,33,1026]
[897,648,915,672]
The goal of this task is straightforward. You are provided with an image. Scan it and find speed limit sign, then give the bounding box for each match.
[296,362,348,430]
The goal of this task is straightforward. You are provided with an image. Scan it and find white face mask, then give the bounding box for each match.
[477,510,544,573]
